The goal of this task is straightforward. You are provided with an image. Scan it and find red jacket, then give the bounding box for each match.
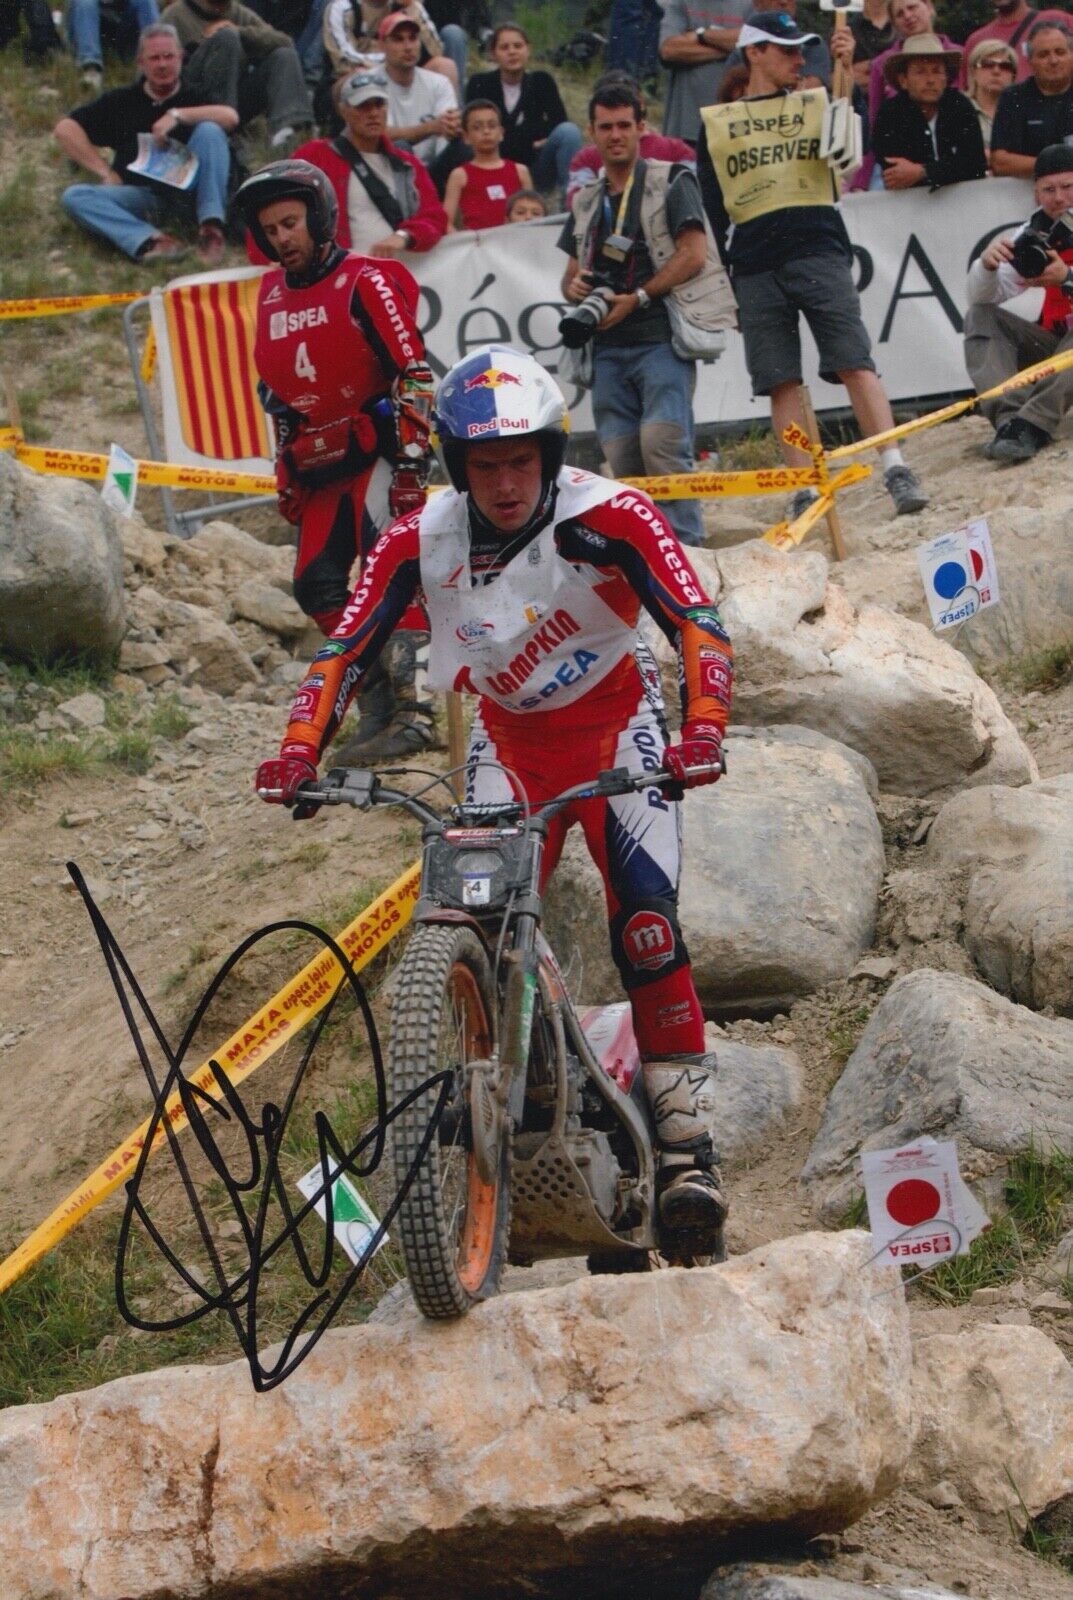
[246,135,448,263]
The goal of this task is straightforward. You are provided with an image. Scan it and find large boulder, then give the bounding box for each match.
[702,1573,971,1600]
[802,970,1073,1220]
[691,541,1036,795]
[544,726,884,1016]
[908,1325,1073,1519]
[926,776,1073,1014]
[0,449,125,662]
[833,500,1073,674]
[0,1233,912,1600]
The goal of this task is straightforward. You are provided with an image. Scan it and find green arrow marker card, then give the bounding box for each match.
[102,442,138,518]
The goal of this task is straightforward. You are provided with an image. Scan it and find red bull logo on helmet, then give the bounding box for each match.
[463,367,524,392]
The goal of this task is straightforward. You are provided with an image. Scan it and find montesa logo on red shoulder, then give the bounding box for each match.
[623,911,675,972]
[270,306,328,339]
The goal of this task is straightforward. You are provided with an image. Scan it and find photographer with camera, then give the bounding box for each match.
[559,79,735,548]
[964,143,1073,464]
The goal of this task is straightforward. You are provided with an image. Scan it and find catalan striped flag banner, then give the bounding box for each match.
[152,264,274,473]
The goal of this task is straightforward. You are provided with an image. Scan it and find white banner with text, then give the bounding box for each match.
[407,176,1038,431]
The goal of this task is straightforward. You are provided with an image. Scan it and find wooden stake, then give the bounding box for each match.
[798,384,847,562]
[446,691,466,800]
[831,9,854,102]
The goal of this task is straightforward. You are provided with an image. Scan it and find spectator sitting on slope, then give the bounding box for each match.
[443,100,532,230]
[56,21,237,264]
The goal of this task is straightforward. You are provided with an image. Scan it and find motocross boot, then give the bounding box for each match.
[356,631,441,761]
[330,662,395,765]
[643,1053,728,1237]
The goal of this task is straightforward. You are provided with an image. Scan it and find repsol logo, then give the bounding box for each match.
[270,306,328,338]
[485,609,581,694]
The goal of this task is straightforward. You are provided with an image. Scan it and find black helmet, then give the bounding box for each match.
[235,160,338,262]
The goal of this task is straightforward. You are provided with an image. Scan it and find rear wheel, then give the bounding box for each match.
[390,924,510,1318]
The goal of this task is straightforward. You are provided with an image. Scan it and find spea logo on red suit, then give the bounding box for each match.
[623,911,675,971]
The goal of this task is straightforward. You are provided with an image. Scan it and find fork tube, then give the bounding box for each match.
[497,825,546,1114]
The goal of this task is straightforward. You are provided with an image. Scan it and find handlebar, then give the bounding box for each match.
[257,753,725,829]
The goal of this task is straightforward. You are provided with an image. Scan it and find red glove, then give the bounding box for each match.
[275,457,312,526]
[255,753,317,805]
[662,722,724,791]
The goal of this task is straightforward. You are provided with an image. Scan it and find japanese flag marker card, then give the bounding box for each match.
[917,517,999,631]
[861,1138,989,1269]
[297,1163,388,1267]
[102,442,138,518]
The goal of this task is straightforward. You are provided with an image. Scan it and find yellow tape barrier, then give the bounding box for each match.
[0,429,874,505]
[0,290,144,320]
[0,861,422,1295]
[0,432,276,495]
[827,345,1073,460]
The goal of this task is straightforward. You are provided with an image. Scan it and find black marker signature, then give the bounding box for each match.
[69,862,448,1391]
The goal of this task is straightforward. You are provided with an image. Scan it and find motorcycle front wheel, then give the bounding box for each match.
[389,923,511,1319]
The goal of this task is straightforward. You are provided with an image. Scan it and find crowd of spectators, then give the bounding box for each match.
[2,0,1068,492]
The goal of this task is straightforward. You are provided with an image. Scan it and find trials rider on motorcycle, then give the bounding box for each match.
[256,346,734,1240]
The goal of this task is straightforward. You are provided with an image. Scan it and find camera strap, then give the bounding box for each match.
[331,136,406,233]
[587,159,647,275]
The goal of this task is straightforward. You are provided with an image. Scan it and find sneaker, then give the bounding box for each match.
[659,1164,728,1233]
[884,464,929,516]
[197,222,227,267]
[79,63,103,92]
[139,233,189,263]
[989,416,1050,465]
[786,487,819,522]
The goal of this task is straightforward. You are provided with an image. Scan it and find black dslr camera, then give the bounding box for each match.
[558,272,618,349]
[1012,210,1073,278]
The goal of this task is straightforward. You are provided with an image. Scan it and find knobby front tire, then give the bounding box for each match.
[389,923,511,1319]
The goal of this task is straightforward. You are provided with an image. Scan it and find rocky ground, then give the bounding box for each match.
[1,414,1072,1599]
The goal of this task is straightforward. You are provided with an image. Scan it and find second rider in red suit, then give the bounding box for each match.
[237,159,439,759]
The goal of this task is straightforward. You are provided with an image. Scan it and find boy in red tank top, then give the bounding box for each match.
[444,100,532,231]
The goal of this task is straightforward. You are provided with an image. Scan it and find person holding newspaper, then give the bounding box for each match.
[55,21,236,264]
[696,10,930,519]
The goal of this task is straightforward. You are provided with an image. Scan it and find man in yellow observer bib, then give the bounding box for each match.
[697,11,930,518]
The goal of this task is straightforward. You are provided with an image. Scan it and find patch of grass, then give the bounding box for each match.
[290,840,330,870]
[837,1192,868,1229]
[920,1142,1073,1305]
[0,728,98,787]
[235,855,274,884]
[826,1002,872,1070]
[2,651,112,700]
[720,427,783,472]
[149,697,194,741]
[1009,643,1073,695]
[164,935,216,993]
[106,727,155,773]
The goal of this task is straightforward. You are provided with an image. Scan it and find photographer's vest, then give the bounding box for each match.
[699,89,836,226]
[569,160,736,335]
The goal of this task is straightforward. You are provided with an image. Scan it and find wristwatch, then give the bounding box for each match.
[635,287,652,311]
[1063,266,1073,296]
[396,228,413,248]
[695,25,709,45]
